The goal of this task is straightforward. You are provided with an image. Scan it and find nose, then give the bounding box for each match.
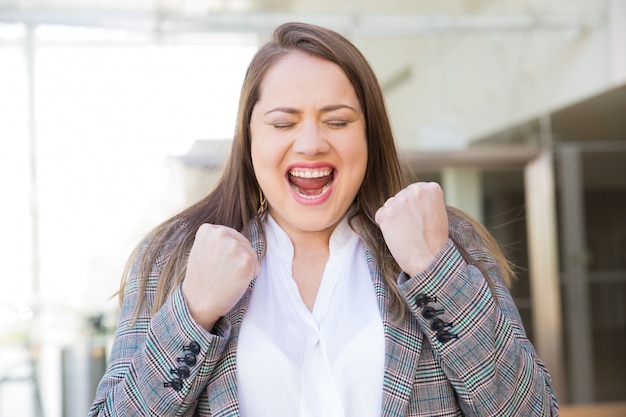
[292,120,329,156]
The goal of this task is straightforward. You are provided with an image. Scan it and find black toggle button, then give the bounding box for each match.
[422,306,445,320]
[164,378,183,391]
[177,353,197,367]
[171,366,190,379]
[436,329,459,343]
[415,294,437,308]
[430,318,453,331]
[183,341,201,355]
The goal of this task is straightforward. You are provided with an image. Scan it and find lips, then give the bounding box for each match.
[288,167,334,199]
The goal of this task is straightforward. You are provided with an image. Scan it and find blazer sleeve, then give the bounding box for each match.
[397,222,559,416]
[88,245,232,416]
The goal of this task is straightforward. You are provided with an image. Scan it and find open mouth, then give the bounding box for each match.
[288,167,335,200]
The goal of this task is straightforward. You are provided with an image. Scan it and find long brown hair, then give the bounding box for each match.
[120,22,513,321]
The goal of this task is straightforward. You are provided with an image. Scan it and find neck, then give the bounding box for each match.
[278,221,335,312]
[291,228,333,253]
[267,211,343,253]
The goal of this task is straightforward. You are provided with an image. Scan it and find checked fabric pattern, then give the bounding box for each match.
[89,216,559,416]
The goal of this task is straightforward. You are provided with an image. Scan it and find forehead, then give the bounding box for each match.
[265,51,342,74]
[257,52,359,105]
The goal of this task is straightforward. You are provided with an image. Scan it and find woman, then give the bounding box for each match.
[90,22,558,416]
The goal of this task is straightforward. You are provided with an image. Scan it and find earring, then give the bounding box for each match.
[257,189,268,214]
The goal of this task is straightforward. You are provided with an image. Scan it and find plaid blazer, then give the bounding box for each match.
[90,216,559,416]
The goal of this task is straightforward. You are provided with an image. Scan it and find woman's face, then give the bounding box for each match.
[250,52,367,238]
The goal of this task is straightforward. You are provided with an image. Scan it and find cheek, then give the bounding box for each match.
[336,142,367,198]
[250,130,269,168]
[346,139,368,178]
[251,137,284,191]
[249,120,267,166]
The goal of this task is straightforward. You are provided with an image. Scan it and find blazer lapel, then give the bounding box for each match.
[206,219,266,417]
[363,245,423,417]
[204,292,248,416]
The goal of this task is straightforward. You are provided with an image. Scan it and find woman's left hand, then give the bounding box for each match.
[375,182,449,277]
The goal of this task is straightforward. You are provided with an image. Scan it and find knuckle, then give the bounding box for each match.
[408,183,422,196]
[239,254,256,275]
[214,226,231,240]
[374,207,385,224]
[428,181,442,192]
[196,223,210,236]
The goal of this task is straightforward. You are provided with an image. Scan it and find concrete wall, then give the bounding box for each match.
[344,0,614,150]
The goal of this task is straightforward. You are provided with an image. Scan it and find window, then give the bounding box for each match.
[0,24,257,416]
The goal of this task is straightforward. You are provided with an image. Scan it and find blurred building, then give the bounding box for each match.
[0,1,624,416]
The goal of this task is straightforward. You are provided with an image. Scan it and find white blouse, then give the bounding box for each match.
[237,214,385,417]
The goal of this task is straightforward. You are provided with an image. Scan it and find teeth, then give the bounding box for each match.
[289,168,332,179]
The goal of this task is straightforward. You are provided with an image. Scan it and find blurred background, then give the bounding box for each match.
[0,0,624,416]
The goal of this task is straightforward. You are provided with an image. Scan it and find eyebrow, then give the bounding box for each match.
[263,104,358,116]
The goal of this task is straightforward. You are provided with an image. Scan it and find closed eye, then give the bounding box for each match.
[272,123,295,130]
[326,121,349,128]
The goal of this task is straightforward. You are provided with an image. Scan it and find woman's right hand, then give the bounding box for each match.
[182,223,260,331]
